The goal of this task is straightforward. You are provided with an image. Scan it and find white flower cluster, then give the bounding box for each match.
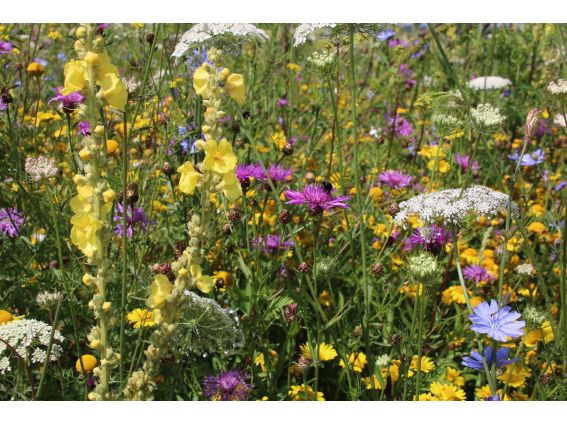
[394,185,518,227]
[24,156,58,181]
[516,263,535,276]
[176,290,244,356]
[547,79,567,95]
[554,113,567,127]
[467,76,511,90]
[293,23,336,47]
[0,319,64,374]
[172,23,269,60]
[307,49,336,71]
[36,291,63,309]
[432,112,463,130]
[471,103,506,128]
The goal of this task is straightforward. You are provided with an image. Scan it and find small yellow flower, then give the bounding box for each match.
[288,384,324,401]
[127,308,155,328]
[446,367,465,387]
[0,310,14,324]
[203,139,237,174]
[177,161,201,195]
[429,381,466,401]
[216,171,242,202]
[106,139,120,154]
[254,350,279,373]
[339,352,368,373]
[189,264,214,294]
[97,72,128,111]
[26,61,45,76]
[193,65,210,96]
[147,274,173,309]
[226,73,246,105]
[299,342,337,362]
[70,213,102,258]
[76,354,97,373]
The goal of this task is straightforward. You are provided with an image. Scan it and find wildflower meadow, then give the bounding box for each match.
[1,21,567,402]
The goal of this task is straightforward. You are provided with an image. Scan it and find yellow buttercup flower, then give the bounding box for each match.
[299,342,337,362]
[428,382,466,401]
[203,139,237,174]
[26,61,45,76]
[70,213,102,258]
[76,354,98,373]
[226,73,245,105]
[0,310,14,324]
[147,274,173,309]
[178,161,201,195]
[127,308,155,328]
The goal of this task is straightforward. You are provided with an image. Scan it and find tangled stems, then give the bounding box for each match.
[348,24,374,393]
[451,225,498,396]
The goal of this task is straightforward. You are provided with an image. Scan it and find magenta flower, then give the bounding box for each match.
[77,121,91,136]
[469,300,525,342]
[253,234,294,253]
[0,41,13,54]
[403,224,449,253]
[264,164,292,182]
[463,265,496,285]
[202,370,252,401]
[235,163,264,182]
[285,184,350,213]
[49,87,85,111]
[0,207,24,238]
[455,153,480,172]
[113,204,150,239]
[378,170,413,189]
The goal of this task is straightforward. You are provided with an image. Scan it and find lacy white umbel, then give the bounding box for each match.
[394,185,518,227]
[467,76,511,90]
[0,319,64,374]
[172,24,269,61]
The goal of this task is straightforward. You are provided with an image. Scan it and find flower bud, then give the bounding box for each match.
[82,273,96,286]
[407,253,440,284]
[75,26,87,38]
[525,108,540,138]
[94,125,105,136]
[79,148,93,161]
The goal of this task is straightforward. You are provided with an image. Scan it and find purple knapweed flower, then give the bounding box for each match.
[378,170,413,189]
[284,184,351,213]
[202,370,252,401]
[265,164,293,183]
[403,224,449,252]
[454,153,480,172]
[0,41,13,54]
[77,121,91,136]
[113,203,150,239]
[0,207,24,238]
[254,234,295,253]
[469,300,526,342]
[462,346,517,372]
[386,113,414,138]
[235,163,265,183]
[277,98,289,107]
[463,264,496,285]
[49,87,85,111]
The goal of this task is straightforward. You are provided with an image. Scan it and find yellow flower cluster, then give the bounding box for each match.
[63,26,127,111]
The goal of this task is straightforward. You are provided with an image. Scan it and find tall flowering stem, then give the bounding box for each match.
[124,48,243,400]
[64,24,128,400]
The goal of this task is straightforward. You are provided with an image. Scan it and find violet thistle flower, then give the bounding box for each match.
[49,87,85,112]
[469,300,526,342]
[253,234,294,253]
[462,346,517,371]
[454,153,480,172]
[403,224,449,253]
[202,370,252,401]
[0,41,13,54]
[377,170,413,190]
[264,164,293,183]
[77,121,91,136]
[284,184,350,213]
[0,207,24,238]
[462,264,496,285]
[113,203,150,240]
